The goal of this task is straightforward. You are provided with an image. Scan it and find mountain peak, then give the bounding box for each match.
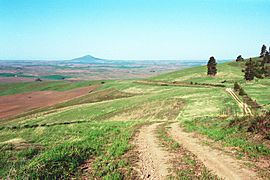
[81,55,96,59]
[70,55,105,63]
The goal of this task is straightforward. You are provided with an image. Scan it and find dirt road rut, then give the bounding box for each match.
[169,123,260,180]
[134,123,171,179]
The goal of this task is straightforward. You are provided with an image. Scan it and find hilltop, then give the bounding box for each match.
[70,55,108,64]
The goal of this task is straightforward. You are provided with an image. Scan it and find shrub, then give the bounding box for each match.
[234,82,240,91]
[238,88,247,96]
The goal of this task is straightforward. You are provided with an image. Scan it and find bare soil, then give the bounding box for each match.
[0,85,99,119]
[133,123,172,179]
[0,77,36,83]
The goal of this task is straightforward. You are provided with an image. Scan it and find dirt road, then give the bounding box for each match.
[169,123,260,180]
[225,88,253,116]
[134,123,172,179]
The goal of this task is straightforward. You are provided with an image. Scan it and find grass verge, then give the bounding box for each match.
[0,121,140,179]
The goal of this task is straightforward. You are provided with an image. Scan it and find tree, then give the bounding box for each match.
[253,60,264,79]
[35,78,42,82]
[244,58,255,80]
[265,51,270,63]
[236,55,244,62]
[207,56,217,76]
[261,51,270,77]
[260,44,267,57]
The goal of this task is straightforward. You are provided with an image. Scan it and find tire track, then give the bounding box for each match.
[134,123,172,179]
[225,88,253,116]
[169,123,260,180]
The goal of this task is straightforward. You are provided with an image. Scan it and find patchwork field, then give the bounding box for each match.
[0,56,204,83]
[0,58,269,179]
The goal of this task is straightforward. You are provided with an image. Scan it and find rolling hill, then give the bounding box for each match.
[69,55,109,64]
[0,57,269,179]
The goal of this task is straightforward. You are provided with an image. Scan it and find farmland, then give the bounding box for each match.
[0,58,269,179]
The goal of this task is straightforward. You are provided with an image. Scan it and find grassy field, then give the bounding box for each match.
[0,80,110,96]
[0,58,269,178]
[0,73,71,80]
[0,121,139,179]
[150,61,244,84]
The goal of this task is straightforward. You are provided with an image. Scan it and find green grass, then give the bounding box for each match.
[181,117,270,158]
[0,73,35,78]
[151,57,270,110]
[0,73,71,80]
[0,57,269,178]
[0,121,139,179]
[0,84,185,178]
[150,61,245,84]
[0,80,110,96]
[39,75,71,80]
[241,79,270,111]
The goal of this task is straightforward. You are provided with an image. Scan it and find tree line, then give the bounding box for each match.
[206,44,270,80]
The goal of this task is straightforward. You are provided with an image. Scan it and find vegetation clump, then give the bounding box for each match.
[238,87,247,96]
[248,112,270,138]
[207,56,217,76]
[244,58,255,80]
[261,51,270,77]
[35,78,42,82]
[233,82,241,91]
[230,112,270,140]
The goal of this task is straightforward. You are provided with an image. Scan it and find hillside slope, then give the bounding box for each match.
[0,58,269,179]
[151,61,243,84]
[151,58,270,110]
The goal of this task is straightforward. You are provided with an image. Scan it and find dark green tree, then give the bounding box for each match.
[261,51,270,77]
[244,58,255,80]
[260,44,267,57]
[253,60,264,79]
[207,56,217,76]
[265,51,270,63]
[236,55,244,62]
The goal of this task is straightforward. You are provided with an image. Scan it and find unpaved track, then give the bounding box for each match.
[169,123,260,180]
[225,88,253,116]
[134,123,171,179]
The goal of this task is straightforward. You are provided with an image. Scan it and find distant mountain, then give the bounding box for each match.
[70,55,108,63]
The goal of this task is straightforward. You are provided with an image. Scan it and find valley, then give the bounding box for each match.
[0,55,205,82]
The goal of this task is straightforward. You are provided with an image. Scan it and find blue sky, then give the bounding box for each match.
[0,0,269,60]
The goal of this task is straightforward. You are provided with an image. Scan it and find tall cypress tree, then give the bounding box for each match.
[260,44,267,57]
[244,58,255,80]
[207,56,217,76]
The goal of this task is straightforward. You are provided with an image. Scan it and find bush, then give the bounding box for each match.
[234,82,240,91]
[239,88,247,96]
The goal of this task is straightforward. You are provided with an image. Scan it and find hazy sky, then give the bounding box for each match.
[0,0,270,60]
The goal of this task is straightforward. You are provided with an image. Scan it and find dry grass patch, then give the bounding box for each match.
[109,98,184,121]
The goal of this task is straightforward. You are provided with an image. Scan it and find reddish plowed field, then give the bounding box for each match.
[0,85,99,119]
